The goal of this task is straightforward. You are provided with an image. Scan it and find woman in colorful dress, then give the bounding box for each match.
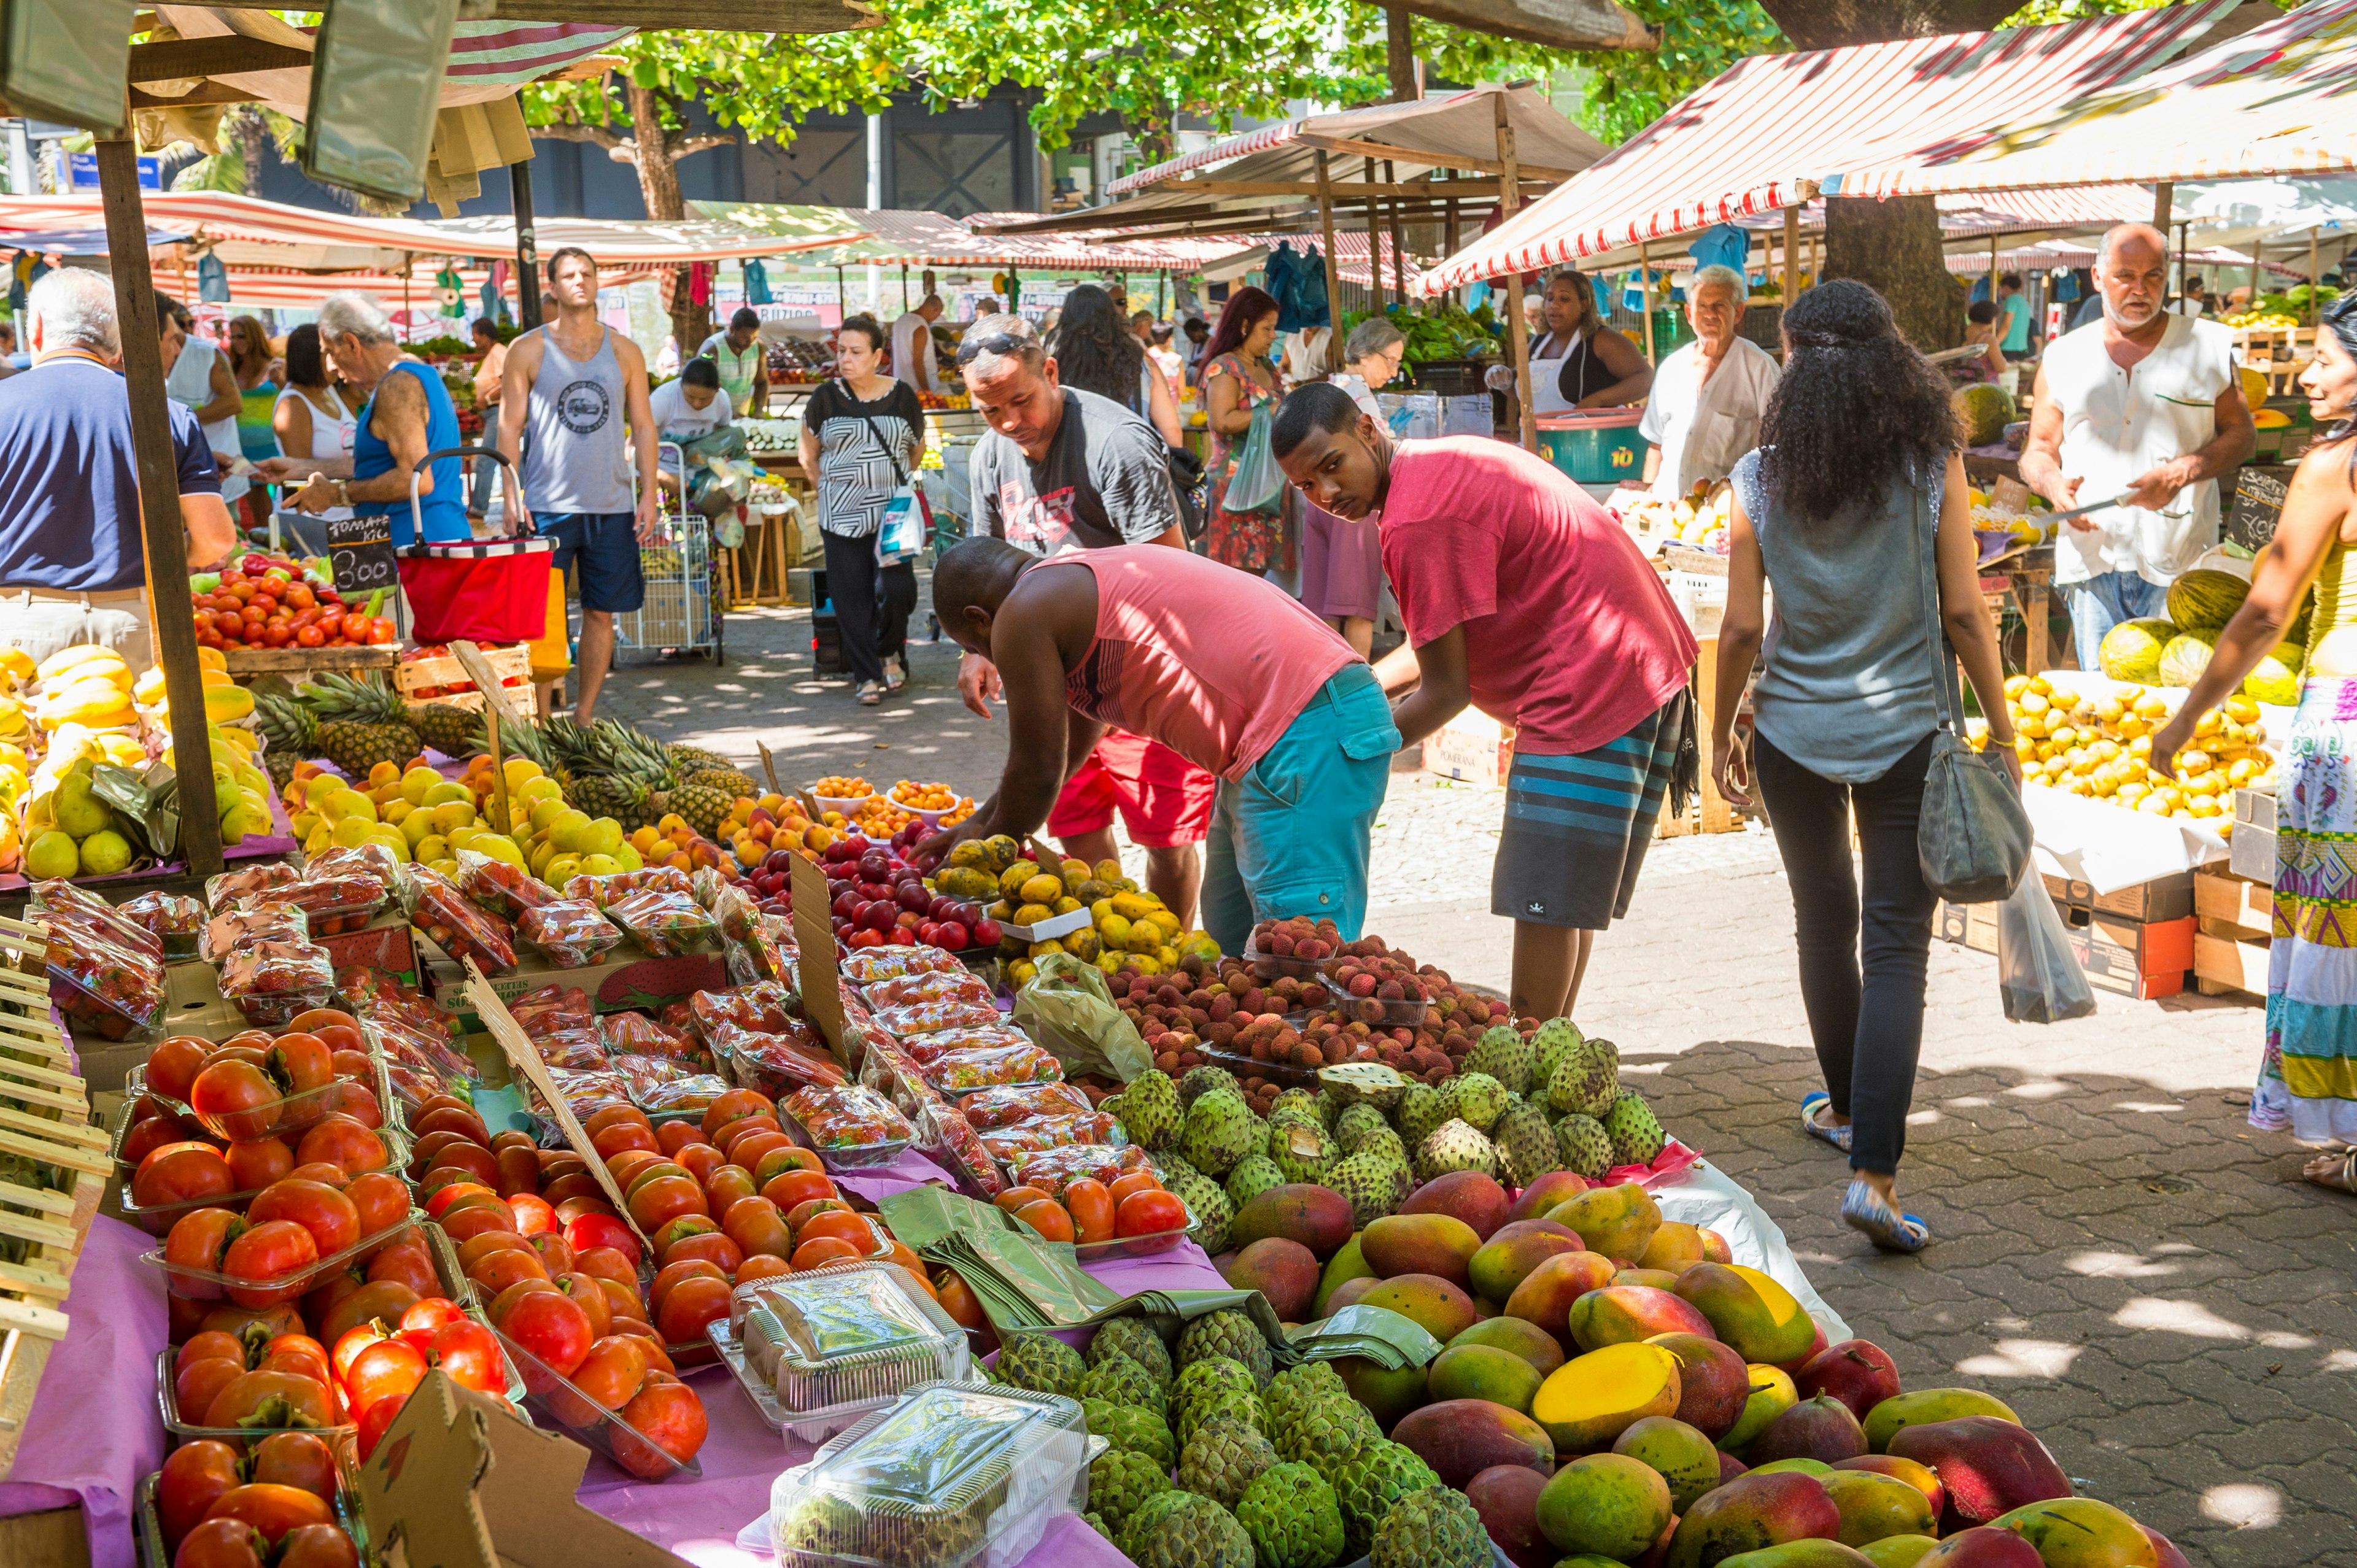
[1200,285,1287,574]
[227,315,280,532]
[2151,292,2357,1186]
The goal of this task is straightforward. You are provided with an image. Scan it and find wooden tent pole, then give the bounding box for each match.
[1384,160,1407,304]
[1638,238,1655,366]
[1363,157,1385,314]
[1782,203,1799,322]
[96,137,220,877]
[1315,150,1345,376]
[1492,96,1536,455]
[1444,195,1461,307]
[2312,226,2322,326]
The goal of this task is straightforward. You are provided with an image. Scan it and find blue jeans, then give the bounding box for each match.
[1201,664,1400,955]
[2064,570,2170,672]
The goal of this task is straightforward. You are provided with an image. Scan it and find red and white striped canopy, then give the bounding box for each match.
[1418,2,2237,292]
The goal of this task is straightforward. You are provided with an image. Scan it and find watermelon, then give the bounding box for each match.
[2165,569,2250,632]
[2098,617,2177,684]
[2159,629,2219,688]
[2245,640,2306,706]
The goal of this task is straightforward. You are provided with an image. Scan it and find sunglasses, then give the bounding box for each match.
[956,331,1035,366]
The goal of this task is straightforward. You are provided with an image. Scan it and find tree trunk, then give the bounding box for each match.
[1385,7,1419,102]
[1756,0,2014,47]
[624,83,709,357]
[1822,195,1965,351]
[234,109,265,195]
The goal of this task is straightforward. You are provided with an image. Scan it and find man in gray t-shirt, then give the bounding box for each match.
[969,382,1180,557]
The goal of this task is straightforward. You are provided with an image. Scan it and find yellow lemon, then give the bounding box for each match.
[22,829,75,878]
[401,766,443,805]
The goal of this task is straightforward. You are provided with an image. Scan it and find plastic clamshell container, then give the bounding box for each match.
[133,1444,369,1568]
[711,1261,970,1442]
[124,1041,397,1149]
[419,1223,538,1409]
[780,1084,916,1170]
[1242,930,1322,981]
[1194,1043,1322,1091]
[115,1102,413,1238]
[492,1319,705,1481]
[141,1207,425,1304]
[768,1381,1097,1568]
[156,1345,356,1440]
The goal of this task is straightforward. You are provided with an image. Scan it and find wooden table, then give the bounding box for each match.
[222,644,399,679]
[1980,543,2056,674]
[742,453,808,608]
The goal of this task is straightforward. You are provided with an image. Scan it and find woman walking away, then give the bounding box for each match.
[799,315,926,706]
[1711,279,2020,1252]
[1200,286,1287,574]
[1053,284,1182,444]
[2149,292,2357,1183]
[270,323,357,557]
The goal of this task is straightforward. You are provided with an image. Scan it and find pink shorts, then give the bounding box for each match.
[1048,730,1217,849]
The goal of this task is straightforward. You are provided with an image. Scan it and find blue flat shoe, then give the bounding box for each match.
[1800,1093,1853,1154]
[1842,1180,1930,1253]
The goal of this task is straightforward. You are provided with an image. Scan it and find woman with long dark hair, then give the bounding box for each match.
[2151,292,2357,1181]
[1711,279,2019,1251]
[1052,284,1180,442]
[270,323,356,555]
[1199,285,1286,573]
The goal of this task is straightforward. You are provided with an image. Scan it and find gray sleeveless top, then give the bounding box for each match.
[522,325,635,515]
[1733,447,1942,784]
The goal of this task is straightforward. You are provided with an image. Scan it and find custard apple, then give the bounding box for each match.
[1132,1493,1256,1568]
[1178,1310,1273,1389]
[1121,1070,1185,1151]
[1178,1415,1279,1509]
[1083,1397,1175,1468]
[1603,1087,1666,1167]
[1091,1446,1174,1530]
[1079,1350,1167,1420]
[1329,1439,1443,1561]
[1180,1065,1241,1105]
[1183,1091,1260,1176]
[996,1332,1085,1396]
[1395,1083,1449,1148]
[1333,1102,1388,1152]
[1369,1481,1489,1568]
[1237,1462,1347,1568]
[1555,1113,1614,1180]
[1089,1316,1174,1385]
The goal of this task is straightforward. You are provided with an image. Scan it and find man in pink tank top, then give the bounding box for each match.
[925,538,1401,956]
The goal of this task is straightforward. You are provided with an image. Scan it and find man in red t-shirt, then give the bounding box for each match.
[1276,383,1698,1019]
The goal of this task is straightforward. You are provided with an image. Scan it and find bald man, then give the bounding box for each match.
[2019,223,2254,671]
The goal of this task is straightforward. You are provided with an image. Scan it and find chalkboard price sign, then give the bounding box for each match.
[2226,464,2294,552]
[323,512,400,598]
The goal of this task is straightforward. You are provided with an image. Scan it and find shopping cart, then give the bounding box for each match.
[613,442,724,665]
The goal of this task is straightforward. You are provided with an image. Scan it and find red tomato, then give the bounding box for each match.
[355,1393,401,1462]
[487,1278,560,1326]
[398,1297,468,1337]
[190,1060,282,1142]
[156,1439,242,1547]
[163,1208,245,1300]
[343,1338,428,1419]
[249,1431,337,1499]
[120,1113,204,1171]
[653,1274,731,1348]
[172,1517,267,1568]
[506,1193,558,1236]
[247,1180,360,1257]
[503,1288,595,1377]
[1115,1189,1186,1249]
[427,1319,508,1395]
[422,1178,497,1218]
[205,1481,335,1545]
[223,1138,295,1192]
[265,1033,333,1095]
[148,1037,214,1105]
[565,1213,641,1265]
[293,1116,385,1179]
[202,1369,332,1431]
[220,1220,319,1307]
[343,1172,409,1238]
[615,1378,708,1476]
[133,1143,236,1211]
[329,1324,387,1386]
[1064,1178,1116,1245]
[276,1525,358,1568]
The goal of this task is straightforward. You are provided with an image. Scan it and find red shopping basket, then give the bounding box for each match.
[397,445,553,643]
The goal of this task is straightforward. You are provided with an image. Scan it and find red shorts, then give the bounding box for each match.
[1048,731,1217,849]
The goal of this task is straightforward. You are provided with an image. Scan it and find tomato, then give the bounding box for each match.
[1107,1171,1162,1204]
[149,1037,214,1105]
[699,1089,773,1143]
[1063,1178,1116,1245]
[319,1281,422,1347]
[250,1431,338,1499]
[219,1220,318,1307]
[206,1482,336,1545]
[329,1324,387,1384]
[992,1186,1050,1214]
[395,1300,465,1340]
[1115,1188,1186,1249]
[293,1116,385,1178]
[428,1319,508,1395]
[653,1274,730,1347]
[764,1167,835,1213]
[506,1194,558,1237]
[661,1231,745,1276]
[614,1378,708,1476]
[702,1165,757,1215]
[276,1524,359,1568]
[202,1369,333,1431]
[223,1138,295,1192]
[265,1033,333,1096]
[355,1393,402,1462]
[191,1060,282,1142]
[487,1277,559,1330]
[172,1516,268,1568]
[735,1253,794,1286]
[412,1106,492,1143]
[568,1334,649,1411]
[468,1248,550,1300]
[503,1288,594,1377]
[157,1439,242,1547]
[163,1208,246,1300]
[555,1272,614,1338]
[248,1180,360,1257]
[571,1243,640,1286]
[1012,1200,1074,1245]
[366,1243,438,1298]
[258,1342,334,1389]
[794,1208,875,1253]
[791,1235,862,1271]
[120,1113,204,1171]
[721,1195,793,1260]
[343,1171,409,1238]
[343,1337,428,1419]
[566,1215,643,1269]
[134,1143,237,1210]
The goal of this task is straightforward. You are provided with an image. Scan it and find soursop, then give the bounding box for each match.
[997,1332,1085,1396]
[1415,1118,1499,1182]
[1351,1124,1410,1171]
[1603,1087,1666,1166]
[1530,1017,1587,1091]
[1492,1099,1563,1188]
[1121,1070,1184,1151]
[1333,1102,1388,1152]
[1178,1415,1280,1509]
[1133,1493,1256,1568]
[1329,1149,1413,1227]
[1555,1113,1614,1180]
[1393,1083,1449,1148]
[1461,1024,1532,1093]
[1091,1446,1174,1531]
[1268,1118,1332,1185]
[1080,1351,1168,1420]
[1310,1090,1340,1129]
[1225,1153,1286,1208]
[1178,1310,1273,1390]
[1371,1482,1490,1568]
[1180,1065,1241,1106]
[1090,1316,1175,1385]
[1547,1038,1619,1118]
[1183,1091,1260,1176]
[1449,1071,1509,1132]
[1236,1461,1346,1568]
[1329,1439,1444,1561]
[1083,1398,1175,1468]
[1269,1087,1322,1126]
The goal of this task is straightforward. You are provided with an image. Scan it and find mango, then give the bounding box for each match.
[1754,1392,1868,1465]
[1749,1459,1834,1477]
[1647,1332,1751,1439]
[1822,1470,1938,1547]
[1718,1545,1879,1568]
[1888,1418,2070,1534]
[1779,1318,1832,1373]
[1360,1212,1482,1286]
[1449,1316,1567,1379]
[1323,1276,1381,1315]
[1359,1273,1480,1343]
[1506,1168,1592,1224]
[1221,1238,1319,1321]
[1675,1264,1818,1364]
[1399,1169,1511,1239]
[1859,1538,1940,1568]
[1531,1341,1681,1454]
[1229,1184,1355,1259]
[1701,1227,1735,1264]
[1720,1364,1799,1453]
[2139,1526,2192,1568]
[1617,1267,1686,1290]
[1336,1354,1429,1427]
[1835,1455,1945,1520]
[1547,1181,1662,1261]
[1917,1527,2045,1567]
[1638,1221,1709,1271]
[1466,1464,1555,1568]
[1471,1228,1590,1305]
[1798,1340,1904,1420]
[1613,1415,1721,1509]
[1392,1397,1556,1487]
[1312,1234,1375,1315]
[1537,1452,1674,1562]
[1864,1389,2020,1454]
[1567,1285,1717,1351]
[1492,1216,1582,1246]
[1665,1472,1843,1568]
[1426,1343,1544,1415]
[1503,1249,1616,1339]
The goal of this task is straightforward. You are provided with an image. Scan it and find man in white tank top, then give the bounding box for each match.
[498,248,661,725]
[2020,224,2254,672]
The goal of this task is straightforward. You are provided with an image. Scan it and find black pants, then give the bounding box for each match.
[821,530,917,687]
[1752,729,1938,1176]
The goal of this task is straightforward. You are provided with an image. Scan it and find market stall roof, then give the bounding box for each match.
[1417,1,2242,291]
[1827,0,2357,198]
[2179,177,2357,254]
[978,82,1607,242]
[687,201,1184,269]
[1938,238,2299,276]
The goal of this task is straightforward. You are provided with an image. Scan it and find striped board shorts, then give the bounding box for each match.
[1493,693,1687,929]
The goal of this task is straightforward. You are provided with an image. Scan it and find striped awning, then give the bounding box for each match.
[1835,0,2357,197]
[1418,2,2237,292]
[1940,239,2300,277]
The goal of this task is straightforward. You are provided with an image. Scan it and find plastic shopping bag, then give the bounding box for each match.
[1223,404,1285,515]
[1011,952,1154,1083]
[1996,875,2096,1024]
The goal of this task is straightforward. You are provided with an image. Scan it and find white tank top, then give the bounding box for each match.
[274,385,357,521]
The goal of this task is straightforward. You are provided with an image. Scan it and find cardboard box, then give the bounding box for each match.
[1938,900,2193,1000]
[1936,900,2002,954]
[2194,929,2270,997]
[357,1370,689,1568]
[2194,869,2274,941]
[1423,708,1513,788]
[2042,871,2194,924]
[2230,821,2278,884]
[2234,786,2277,833]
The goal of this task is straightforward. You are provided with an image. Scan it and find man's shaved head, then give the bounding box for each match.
[932,538,1035,654]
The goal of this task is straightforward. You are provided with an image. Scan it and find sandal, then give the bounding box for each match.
[1801,1093,1853,1154]
[1841,1179,1930,1253]
[2302,1148,2357,1194]
[857,681,885,706]
[883,657,908,693]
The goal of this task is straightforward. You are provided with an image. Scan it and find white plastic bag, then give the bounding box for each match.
[1997,875,2097,1024]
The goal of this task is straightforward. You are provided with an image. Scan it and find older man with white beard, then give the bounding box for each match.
[2019,223,2254,671]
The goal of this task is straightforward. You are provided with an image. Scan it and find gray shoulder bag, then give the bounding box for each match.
[1911,462,2033,903]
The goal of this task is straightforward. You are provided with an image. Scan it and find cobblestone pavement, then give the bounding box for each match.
[631,603,2355,1566]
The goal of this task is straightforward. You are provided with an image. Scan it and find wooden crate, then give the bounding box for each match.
[1659,634,1741,838]
[2194,929,2270,1000]
[393,643,538,721]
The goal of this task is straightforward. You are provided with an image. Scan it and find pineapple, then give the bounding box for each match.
[666,743,736,775]
[255,689,315,760]
[409,702,484,759]
[303,672,420,777]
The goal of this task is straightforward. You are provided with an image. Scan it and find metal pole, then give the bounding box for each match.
[2312,226,2322,326]
[1989,233,2000,311]
[511,161,541,331]
[1782,203,1799,320]
[1315,150,1345,375]
[1493,96,1536,454]
[1638,238,1655,367]
[96,137,221,877]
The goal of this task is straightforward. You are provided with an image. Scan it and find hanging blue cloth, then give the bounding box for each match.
[196,252,230,304]
[1687,223,1750,279]
[743,258,772,306]
[1264,243,1304,331]
[1290,244,1329,330]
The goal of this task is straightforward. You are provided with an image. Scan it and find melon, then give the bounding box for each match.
[1953,384,2016,447]
[2164,568,2249,633]
[2096,618,2175,684]
[2244,640,2305,706]
[2157,630,2217,689]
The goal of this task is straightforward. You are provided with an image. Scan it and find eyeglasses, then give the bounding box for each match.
[956,331,1035,366]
